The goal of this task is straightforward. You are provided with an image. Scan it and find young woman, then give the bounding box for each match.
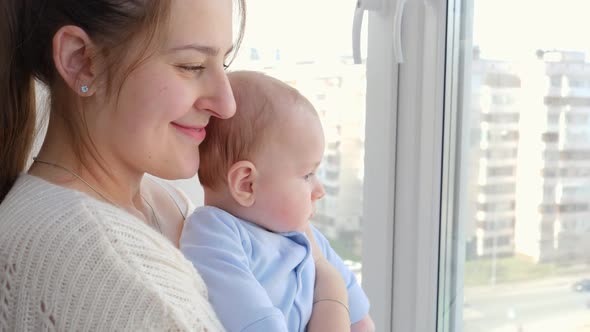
[0,1,356,331]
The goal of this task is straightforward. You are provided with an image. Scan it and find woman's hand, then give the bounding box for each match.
[305,225,325,263]
[351,315,376,332]
[305,224,351,331]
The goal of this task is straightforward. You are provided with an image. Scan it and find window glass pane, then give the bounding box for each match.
[444,0,590,331]
[174,0,367,281]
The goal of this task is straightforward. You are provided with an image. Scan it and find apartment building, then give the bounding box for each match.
[467,53,521,259]
[515,50,590,263]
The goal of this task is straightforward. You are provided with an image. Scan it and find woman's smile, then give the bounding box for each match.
[171,122,207,142]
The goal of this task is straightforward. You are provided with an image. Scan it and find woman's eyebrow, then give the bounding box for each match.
[168,43,234,56]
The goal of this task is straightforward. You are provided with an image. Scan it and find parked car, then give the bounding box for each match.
[572,279,590,292]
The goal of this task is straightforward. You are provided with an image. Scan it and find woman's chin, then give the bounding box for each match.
[151,157,199,180]
[174,163,200,180]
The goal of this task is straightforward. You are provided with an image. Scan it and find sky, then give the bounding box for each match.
[473,0,590,61]
[239,0,590,63]
[237,0,361,62]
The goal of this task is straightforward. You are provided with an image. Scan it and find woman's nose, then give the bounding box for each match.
[196,69,237,119]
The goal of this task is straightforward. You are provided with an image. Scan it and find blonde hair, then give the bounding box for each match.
[198,71,315,190]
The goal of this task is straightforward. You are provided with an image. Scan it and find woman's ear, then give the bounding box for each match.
[227,160,257,207]
[52,25,99,96]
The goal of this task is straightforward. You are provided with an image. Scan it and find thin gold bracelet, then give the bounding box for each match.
[313,298,350,316]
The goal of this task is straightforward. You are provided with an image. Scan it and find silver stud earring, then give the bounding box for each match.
[80,85,89,93]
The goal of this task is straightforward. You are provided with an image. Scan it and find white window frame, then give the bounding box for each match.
[362,0,456,330]
[361,6,399,331]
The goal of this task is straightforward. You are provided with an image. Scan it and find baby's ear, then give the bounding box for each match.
[227,161,257,207]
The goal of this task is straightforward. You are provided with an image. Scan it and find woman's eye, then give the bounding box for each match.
[178,65,205,72]
[223,63,230,70]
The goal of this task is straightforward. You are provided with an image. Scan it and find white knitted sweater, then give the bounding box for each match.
[0,175,225,331]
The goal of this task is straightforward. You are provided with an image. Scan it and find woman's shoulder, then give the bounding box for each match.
[0,174,191,279]
[0,174,192,260]
[142,175,197,246]
[0,174,137,233]
[0,175,222,331]
[143,175,195,219]
[0,174,109,229]
[0,175,141,260]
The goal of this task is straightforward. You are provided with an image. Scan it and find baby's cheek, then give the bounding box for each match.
[273,202,293,221]
[268,197,300,229]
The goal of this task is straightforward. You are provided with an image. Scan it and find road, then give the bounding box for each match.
[463,274,590,332]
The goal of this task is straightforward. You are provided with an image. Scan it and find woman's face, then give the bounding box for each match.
[92,0,236,180]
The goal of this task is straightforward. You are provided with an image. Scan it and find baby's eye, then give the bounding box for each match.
[303,173,315,181]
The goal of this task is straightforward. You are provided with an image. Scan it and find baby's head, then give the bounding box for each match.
[198,71,325,233]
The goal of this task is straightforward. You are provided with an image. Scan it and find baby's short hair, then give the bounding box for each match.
[198,71,315,191]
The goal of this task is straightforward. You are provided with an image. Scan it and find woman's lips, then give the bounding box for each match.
[171,122,206,142]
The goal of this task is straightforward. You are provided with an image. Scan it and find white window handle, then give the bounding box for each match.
[393,0,408,63]
[352,0,408,64]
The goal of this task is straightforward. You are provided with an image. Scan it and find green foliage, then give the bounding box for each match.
[465,255,558,286]
[328,238,362,262]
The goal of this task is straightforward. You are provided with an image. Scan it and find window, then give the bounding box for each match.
[560,149,590,161]
[477,200,515,212]
[490,94,516,106]
[565,112,589,124]
[486,166,516,177]
[558,203,589,213]
[484,148,518,159]
[560,167,590,177]
[170,0,590,330]
[550,75,562,88]
[438,0,590,331]
[228,0,370,272]
[171,1,398,327]
[541,132,559,143]
[482,112,520,123]
[540,168,558,177]
[561,185,590,197]
[543,150,560,161]
[480,183,516,194]
[483,235,512,248]
[477,218,514,231]
[486,130,519,143]
[568,77,584,88]
[545,96,590,106]
[324,170,340,181]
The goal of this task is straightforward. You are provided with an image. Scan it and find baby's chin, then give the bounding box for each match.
[271,220,310,234]
[292,219,311,233]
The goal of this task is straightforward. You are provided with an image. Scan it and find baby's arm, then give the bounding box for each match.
[180,209,288,332]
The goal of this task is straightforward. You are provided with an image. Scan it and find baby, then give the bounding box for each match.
[180,71,372,331]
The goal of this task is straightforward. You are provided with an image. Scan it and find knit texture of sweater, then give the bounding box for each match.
[0,175,225,331]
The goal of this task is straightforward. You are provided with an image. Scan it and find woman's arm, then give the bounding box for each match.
[310,226,371,324]
[305,226,351,331]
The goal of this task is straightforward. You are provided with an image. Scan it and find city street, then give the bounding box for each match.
[464,274,590,332]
